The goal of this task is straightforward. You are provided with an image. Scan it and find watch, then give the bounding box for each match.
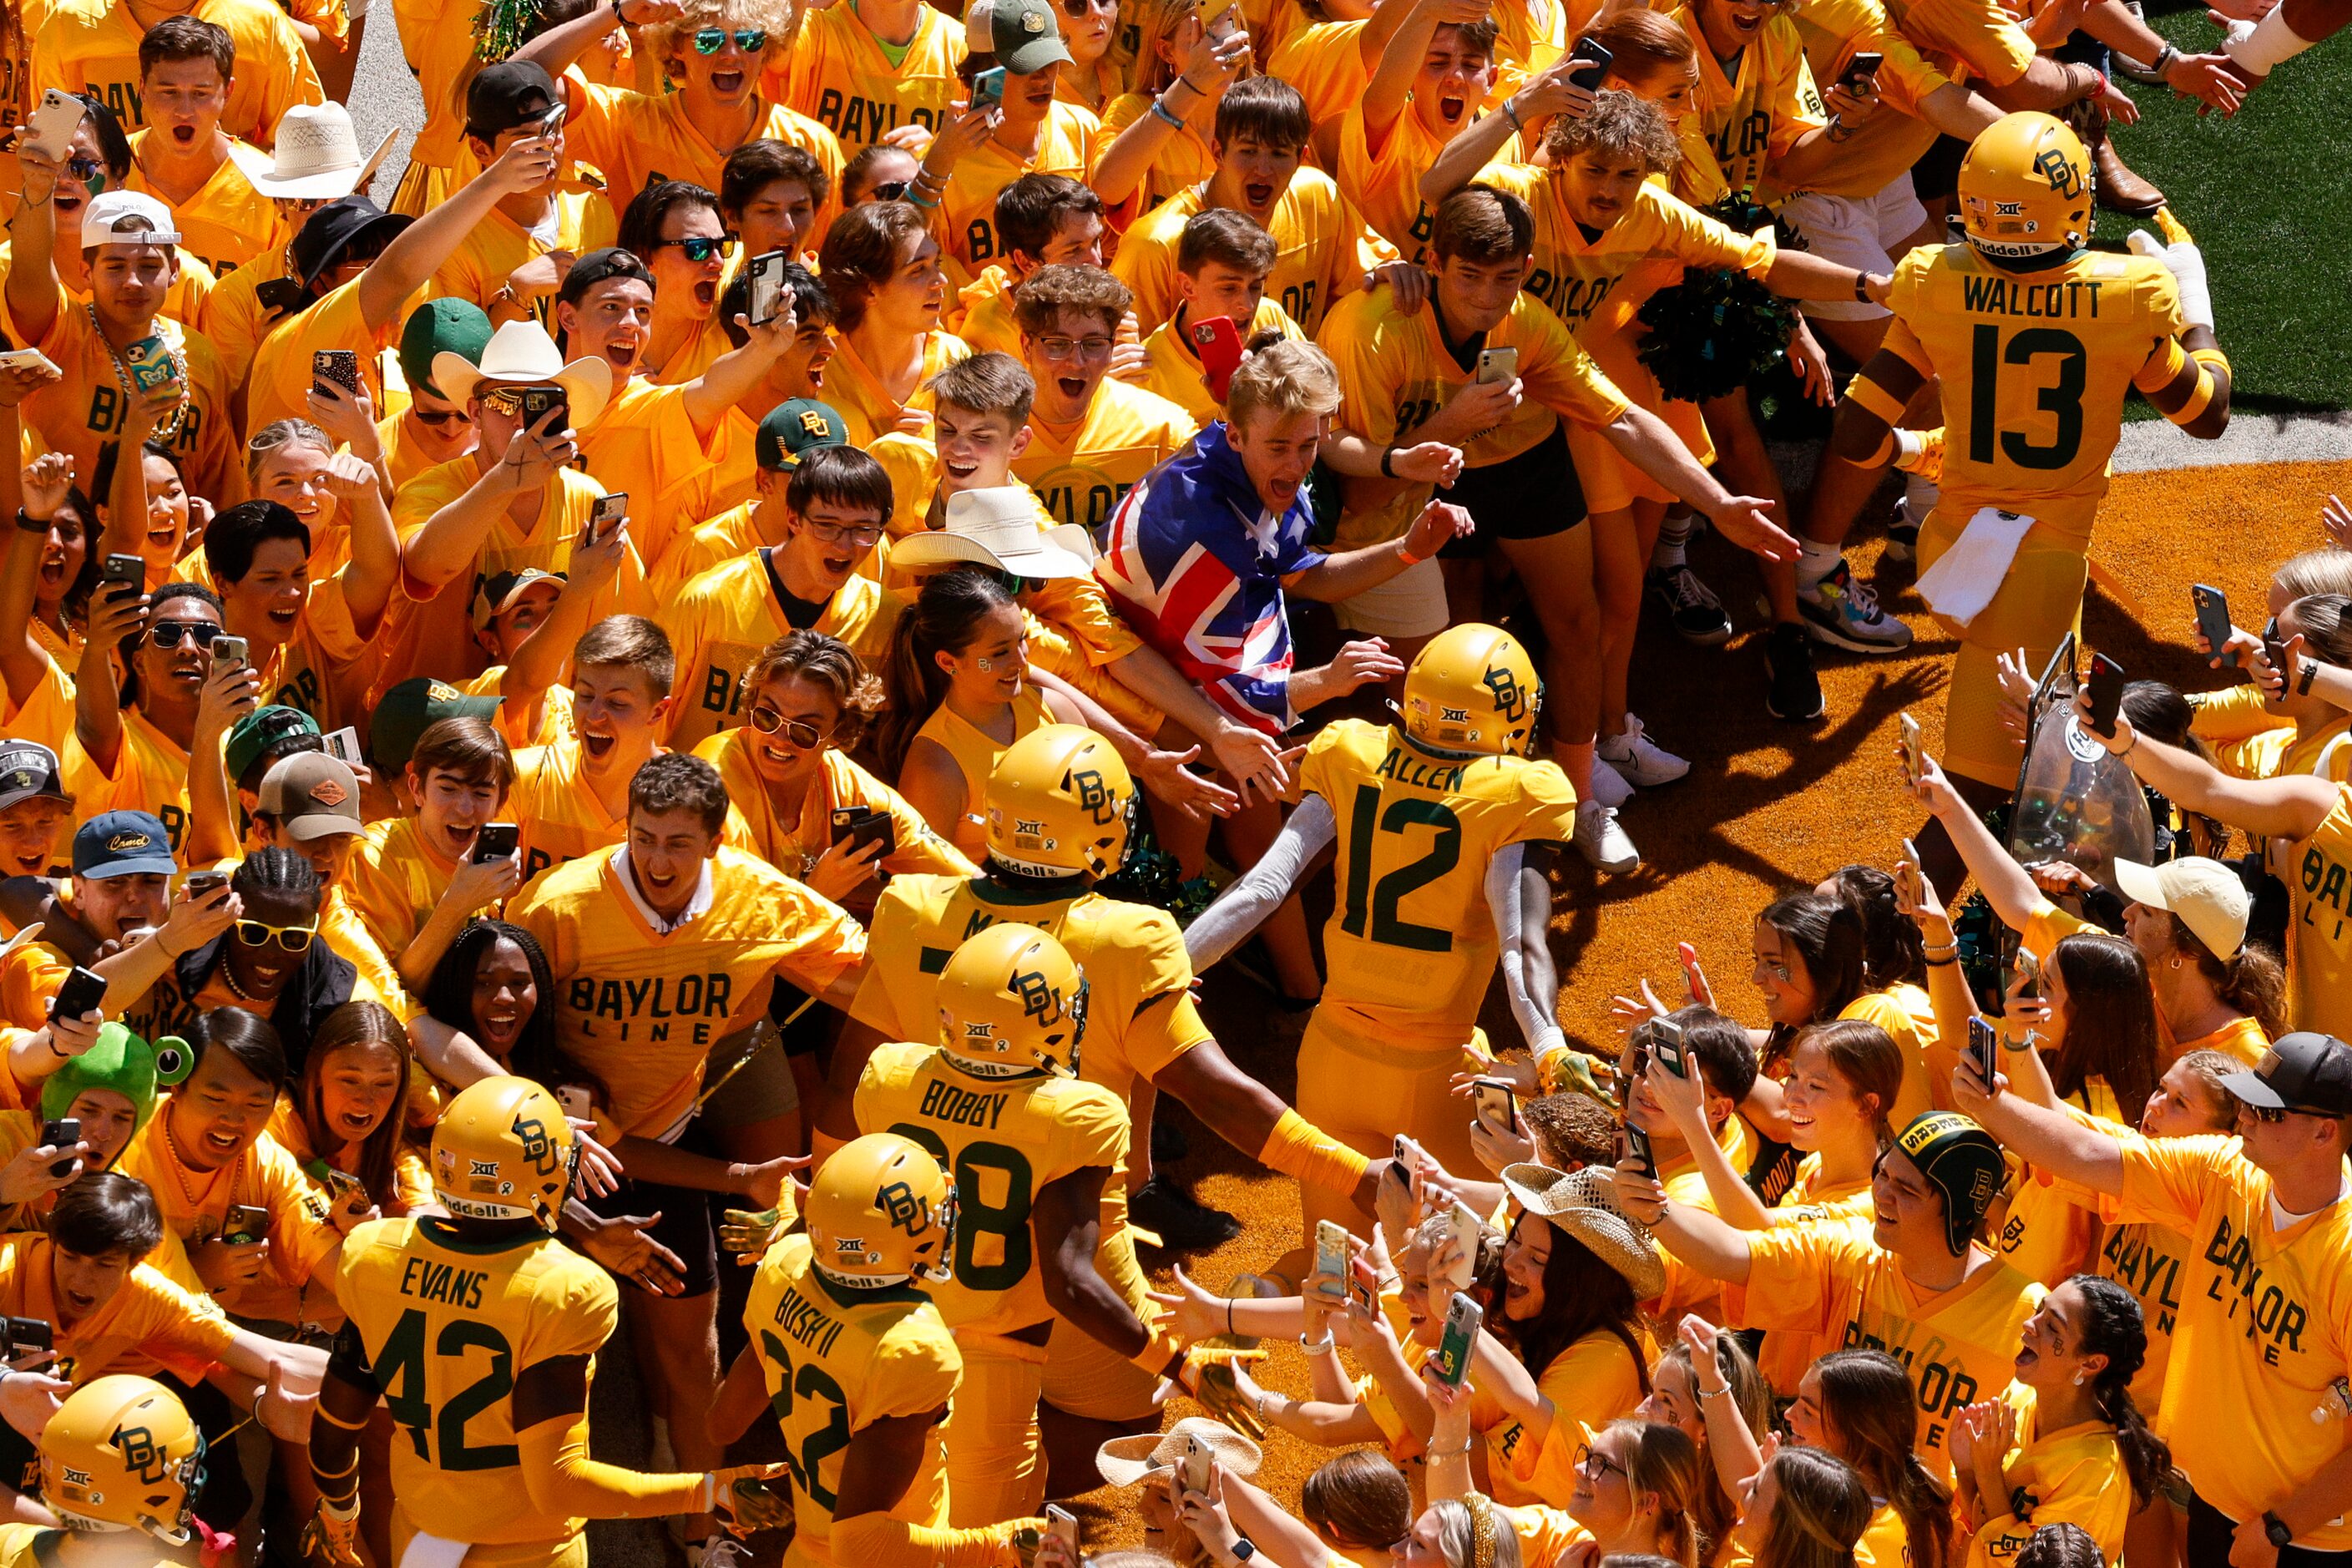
[2264,1512,2294,1549]
[1231,1540,1258,1563]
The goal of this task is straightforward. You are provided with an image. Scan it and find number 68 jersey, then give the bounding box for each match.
[1881,241,2187,544]
[1302,718,1577,1050]
[335,1216,619,1546]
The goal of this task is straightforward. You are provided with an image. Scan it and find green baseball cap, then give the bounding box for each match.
[401,297,495,399]
[966,0,1073,74]
[370,677,502,776]
[756,398,851,472]
[226,705,321,787]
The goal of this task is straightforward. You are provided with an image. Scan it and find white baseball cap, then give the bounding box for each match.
[2114,856,2250,960]
[79,190,180,250]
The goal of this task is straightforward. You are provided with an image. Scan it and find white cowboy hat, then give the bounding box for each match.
[432,321,612,430]
[1500,1163,1668,1302]
[1095,1416,1262,1489]
[228,103,400,200]
[889,485,1097,579]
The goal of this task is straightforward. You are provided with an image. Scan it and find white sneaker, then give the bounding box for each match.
[1574,799,1641,872]
[1597,713,1690,786]
[1586,755,1633,807]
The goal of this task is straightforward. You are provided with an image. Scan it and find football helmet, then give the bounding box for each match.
[432,1075,575,1231]
[936,922,1088,1079]
[42,1375,205,1545]
[1401,622,1541,756]
[984,724,1133,879]
[1959,113,2091,262]
[806,1132,957,1287]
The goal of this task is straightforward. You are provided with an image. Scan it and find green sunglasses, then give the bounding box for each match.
[693,25,766,51]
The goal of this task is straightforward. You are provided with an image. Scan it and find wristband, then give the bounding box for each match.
[2299,659,2318,695]
[13,509,45,534]
[2226,7,2314,72]
[1500,96,1522,132]
[2150,42,2177,75]
[906,186,940,209]
[1396,537,1429,568]
[1301,1331,1336,1354]
[1151,97,1186,129]
[1697,1383,1734,1400]
[1854,270,1870,301]
[1379,443,1399,478]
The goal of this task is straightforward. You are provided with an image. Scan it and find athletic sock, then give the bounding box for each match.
[1651,511,1696,570]
[1796,538,1843,591]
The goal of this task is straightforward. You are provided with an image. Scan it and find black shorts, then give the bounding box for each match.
[1911,134,1968,204]
[2188,1493,2352,1568]
[584,1125,722,1298]
[1439,420,1586,555]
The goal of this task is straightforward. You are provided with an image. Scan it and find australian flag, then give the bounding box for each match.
[1097,421,1315,736]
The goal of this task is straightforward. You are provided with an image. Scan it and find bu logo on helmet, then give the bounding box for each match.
[1066,766,1117,825]
[879,1180,929,1236]
[511,1113,557,1175]
[2034,147,2084,199]
[113,1424,168,1487]
[1011,965,1063,1025]
[1484,665,1530,723]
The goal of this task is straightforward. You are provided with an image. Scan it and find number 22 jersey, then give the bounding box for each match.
[336,1216,618,1546]
[1301,720,1577,1048]
[741,1232,960,1565]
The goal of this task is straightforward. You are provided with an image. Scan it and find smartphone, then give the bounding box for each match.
[1432,1291,1482,1386]
[3,1317,52,1357]
[1176,1434,1212,1495]
[1312,1219,1350,1300]
[1439,1200,1479,1295]
[2192,584,2235,667]
[1204,4,1240,43]
[519,384,569,434]
[1189,314,1246,403]
[746,249,789,327]
[1966,1015,1998,1088]
[1650,1016,1687,1077]
[123,335,179,395]
[223,1204,271,1245]
[584,491,626,547]
[1045,1505,1079,1555]
[1899,710,1924,779]
[182,869,228,899]
[39,1117,78,1180]
[1475,346,1519,386]
[2086,653,2125,739]
[311,348,362,399]
[554,1083,594,1120]
[829,806,897,862]
[1348,1253,1378,1313]
[472,822,518,864]
[48,965,104,1024]
[101,553,145,600]
[1566,35,1613,90]
[1843,49,1883,88]
[322,726,362,766]
[1470,1076,1519,1134]
[211,635,249,675]
[0,348,58,376]
[970,66,1007,109]
[2015,947,2041,1001]
[23,89,83,161]
[1623,1123,1655,1178]
[537,104,567,140]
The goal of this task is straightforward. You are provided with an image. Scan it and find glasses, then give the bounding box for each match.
[692,26,766,51]
[1034,334,1115,361]
[147,620,222,649]
[2241,1101,2341,1125]
[410,403,471,427]
[1575,1444,1626,1482]
[746,705,830,748]
[1754,955,1793,981]
[802,517,884,547]
[651,235,736,263]
[1057,0,1115,15]
[235,918,316,953]
[869,180,909,200]
[64,156,103,185]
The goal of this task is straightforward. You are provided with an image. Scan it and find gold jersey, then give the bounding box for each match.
[852,1039,1129,1336]
[1664,2,1825,200]
[741,1232,959,1560]
[1297,720,1578,1045]
[2283,783,2352,1040]
[337,1215,618,1547]
[1109,170,1385,337]
[779,2,967,154]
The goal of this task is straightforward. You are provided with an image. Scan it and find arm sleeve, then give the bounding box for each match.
[1184,792,1338,969]
[1485,843,1562,1055]
[830,1512,1021,1568]
[517,1410,709,1520]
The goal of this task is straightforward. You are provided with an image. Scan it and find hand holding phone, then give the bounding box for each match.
[39,1117,80,1180]
[1623,1123,1655,1177]
[1566,35,1613,89]
[1965,1015,1998,1090]
[1842,49,1882,89]
[1476,346,1519,386]
[223,1204,271,1245]
[1470,1076,1519,1134]
[1045,1505,1079,1555]
[584,491,626,547]
[2192,584,2236,667]
[1899,711,1924,781]
[1312,1220,1351,1301]
[1189,315,1245,404]
[1432,1292,1482,1386]
[2086,653,2125,739]
[48,965,104,1024]
[472,822,519,864]
[970,66,1007,109]
[1649,1017,1687,1077]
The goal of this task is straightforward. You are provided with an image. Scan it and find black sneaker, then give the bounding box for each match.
[1647,564,1733,645]
[1765,622,1825,721]
[1130,1173,1244,1253]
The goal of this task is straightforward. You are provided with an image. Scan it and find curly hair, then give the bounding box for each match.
[1545,87,1679,174]
[741,630,886,749]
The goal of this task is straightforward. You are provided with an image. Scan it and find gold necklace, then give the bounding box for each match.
[92,304,189,444]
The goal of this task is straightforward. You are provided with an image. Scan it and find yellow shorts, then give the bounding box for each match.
[940,1328,1051,1526]
[1296,1009,1491,1237]
[1918,507,2089,788]
[1563,345,1712,518]
[392,1507,585,1568]
[1042,1227,1161,1424]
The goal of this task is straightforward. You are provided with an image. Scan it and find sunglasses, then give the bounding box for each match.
[746,705,830,748]
[1057,0,1115,14]
[650,235,736,263]
[64,156,103,185]
[692,26,766,50]
[2241,1101,2342,1125]
[869,180,909,200]
[147,620,222,649]
[235,918,316,953]
[409,404,471,427]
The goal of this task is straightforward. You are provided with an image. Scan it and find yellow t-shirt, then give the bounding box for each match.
[1090,93,1215,217]
[114,1108,344,1314]
[821,328,970,448]
[779,0,967,154]
[573,374,711,565]
[0,1229,233,1385]
[2280,787,2352,1040]
[125,131,279,274]
[2191,683,2352,785]
[938,105,1100,281]
[504,732,761,878]
[61,709,195,855]
[1338,103,1524,268]
[1136,299,1304,426]
[1485,1329,1646,1509]
[430,190,620,331]
[565,86,844,231]
[1726,1225,2045,1470]
[852,1037,1129,1334]
[1880,242,2188,544]
[31,0,321,144]
[1316,282,1629,547]
[1964,1393,2132,1568]
[650,501,775,602]
[1012,377,1197,533]
[506,843,867,1136]
[22,300,239,505]
[246,274,404,437]
[1763,0,1960,202]
[693,734,974,889]
[1842,984,1940,1130]
[1666,2,1826,200]
[339,814,464,976]
[1110,171,1384,337]
[1297,720,1580,1048]
[1883,0,2040,88]
[195,236,291,392]
[336,1215,618,1547]
[742,1232,959,1557]
[664,553,903,751]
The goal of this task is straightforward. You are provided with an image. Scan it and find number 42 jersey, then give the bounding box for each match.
[336,1216,619,1547]
[1301,719,1577,1050]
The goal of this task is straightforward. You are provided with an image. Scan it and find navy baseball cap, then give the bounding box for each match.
[73,811,178,879]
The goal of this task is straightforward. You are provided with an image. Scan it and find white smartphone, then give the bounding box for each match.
[0,348,58,376]
[1439,1200,1479,1294]
[1475,346,1519,385]
[23,90,83,162]
[1899,711,1924,779]
[322,726,362,765]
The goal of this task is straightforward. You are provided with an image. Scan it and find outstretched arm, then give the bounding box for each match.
[1185,792,1336,969]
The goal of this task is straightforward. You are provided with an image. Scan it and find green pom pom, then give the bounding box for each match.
[1632,196,1802,403]
[473,0,543,63]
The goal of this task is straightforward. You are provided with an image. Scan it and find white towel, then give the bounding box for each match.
[1914,506,2038,627]
[399,1532,469,1568]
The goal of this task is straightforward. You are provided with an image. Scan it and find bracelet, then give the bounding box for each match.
[1853,270,1871,301]
[2151,42,2178,74]
[1428,1440,1474,1458]
[1379,443,1399,478]
[1179,74,1211,94]
[1698,1384,1734,1400]
[1151,97,1186,129]
[2299,659,2319,695]
[1500,96,1523,132]
[1827,113,1854,143]
[13,508,45,534]
[1925,954,1957,967]
[250,1384,269,1429]
[1301,1331,1336,1354]
[1397,538,1429,568]
[905,186,940,209]
[1227,1297,1237,1335]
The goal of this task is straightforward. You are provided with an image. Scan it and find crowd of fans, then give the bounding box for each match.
[0,0,2336,1560]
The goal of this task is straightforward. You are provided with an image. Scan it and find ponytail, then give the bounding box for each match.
[874,567,1018,780]
[2188,928,2289,1044]
[2068,1275,2173,1508]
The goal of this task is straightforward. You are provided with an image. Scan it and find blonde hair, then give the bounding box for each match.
[1226,338,1340,429]
[660,0,791,68]
[2276,547,2352,600]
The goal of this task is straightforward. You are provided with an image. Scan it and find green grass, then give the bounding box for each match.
[2099,2,2352,415]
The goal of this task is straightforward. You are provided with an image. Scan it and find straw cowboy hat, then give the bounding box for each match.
[1500,1163,1668,1302]
[1095,1416,1262,1488]
[432,321,613,430]
[228,103,398,200]
[889,485,1098,579]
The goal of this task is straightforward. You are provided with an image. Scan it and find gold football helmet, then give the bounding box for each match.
[985,724,1133,879]
[936,922,1088,1078]
[807,1133,958,1287]
[1959,113,2091,262]
[1401,622,1541,756]
[432,1075,575,1231]
[42,1375,205,1545]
